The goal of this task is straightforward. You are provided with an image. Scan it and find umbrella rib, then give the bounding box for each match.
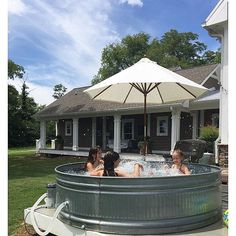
[147,83,153,93]
[124,84,134,103]
[147,83,161,93]
[156,84,164,103]
[92,85,112,99]
[141,83,145,92]
[176,83,197,98]
[131,83,144,94]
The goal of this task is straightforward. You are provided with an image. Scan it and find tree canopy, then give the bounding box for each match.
[92,30,220,84]
[8,60,55,147]
[8,59,25,80]
[53,84,67,99]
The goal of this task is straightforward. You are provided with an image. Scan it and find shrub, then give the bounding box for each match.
[199,125,219,153]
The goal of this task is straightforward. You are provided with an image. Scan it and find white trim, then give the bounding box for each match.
[92,117,96,147]
[102,117,107,150]
[191,111,198,139]
[156,116,168,136]
[65,121,72,136]
[201,64,220,86]
[122,119,134,140]
[212,113,219,128]
[202,0,227,28]
[114,115,121,153]
[72,118,79,151]
[170,109,181,150]
[40,121,46,149]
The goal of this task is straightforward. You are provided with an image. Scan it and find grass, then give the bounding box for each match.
[8,147,85,235]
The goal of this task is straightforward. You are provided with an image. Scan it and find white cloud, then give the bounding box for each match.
[8,0,31,16]
[8,0,121,104]
[8,76,74,106]
[119,0,143,7]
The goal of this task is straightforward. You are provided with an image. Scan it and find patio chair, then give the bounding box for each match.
[163,139,207,163]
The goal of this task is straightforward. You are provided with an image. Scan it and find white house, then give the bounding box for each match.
[202,0,228,166]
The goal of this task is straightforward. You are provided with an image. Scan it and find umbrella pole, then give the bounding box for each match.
[144,93,147,156]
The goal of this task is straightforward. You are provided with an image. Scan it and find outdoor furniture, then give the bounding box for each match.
[163,139,207,163]
[107,139,129,150]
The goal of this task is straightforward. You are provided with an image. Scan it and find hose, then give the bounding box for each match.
[24,205,47,236]
[29,192,69,236]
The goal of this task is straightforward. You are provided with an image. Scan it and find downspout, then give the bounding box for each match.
[214,136,221,164]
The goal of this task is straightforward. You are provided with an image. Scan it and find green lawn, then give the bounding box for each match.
[8,148,85,235]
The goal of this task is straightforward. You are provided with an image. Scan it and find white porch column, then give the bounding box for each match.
[114,115,121,153]
[147,114,151,137]
[199,110,205,129]
[219,25,228,144]
[191,111,198,139]
[102,117,107,150]
[92,117,97,147]
[40,120,46,149]
[171,108,181,151]
[55,121,58,136]
[72,118,79,151]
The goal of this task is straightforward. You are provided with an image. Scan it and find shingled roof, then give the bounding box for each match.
[174,63,219,84]
[35,63,219,119]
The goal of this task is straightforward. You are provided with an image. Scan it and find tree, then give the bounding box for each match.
[53,84,67,99]
[8,59,25,80]
[92,33,150,84]
[159,29,207,67]
[8,60,45,147]
[92,30,221,84]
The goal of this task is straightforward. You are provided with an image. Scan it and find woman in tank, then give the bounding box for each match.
[84,147,104,174]
[90,151,143,177]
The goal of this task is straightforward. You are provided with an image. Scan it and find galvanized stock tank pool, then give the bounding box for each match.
[55,162,222,234]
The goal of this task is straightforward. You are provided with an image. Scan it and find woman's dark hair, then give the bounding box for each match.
[103,151,120,176]
[84,148,97,170]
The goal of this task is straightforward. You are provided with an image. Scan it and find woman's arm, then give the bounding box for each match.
[86,162,95,172]
[116,163,143,177]
[90,169,103,176]
[182,165,191,175]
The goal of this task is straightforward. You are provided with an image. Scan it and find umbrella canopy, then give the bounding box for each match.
[84,58,208,154]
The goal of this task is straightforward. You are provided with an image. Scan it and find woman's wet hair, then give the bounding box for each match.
[84,148,98,170]
[103,151,120,176]
[172,149,184,159]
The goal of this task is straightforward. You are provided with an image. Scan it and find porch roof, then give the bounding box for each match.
[35,64,219,120]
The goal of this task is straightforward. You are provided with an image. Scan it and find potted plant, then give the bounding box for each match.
[55,135,64,150]
[199,125,219,153]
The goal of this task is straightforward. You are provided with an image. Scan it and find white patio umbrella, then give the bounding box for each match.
[84,58,208,154]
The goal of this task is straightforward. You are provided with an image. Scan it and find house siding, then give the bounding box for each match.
[204,109,219,126]
[180,112,193,140]
[58,119,73,147]
[203,77,220,90]
[96,117,103,147]
[78,118,92,147]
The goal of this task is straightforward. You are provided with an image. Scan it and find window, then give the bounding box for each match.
[212,113,219,128]
[122,119,134,140]
[156,116,168,136]
[65,121,72,136]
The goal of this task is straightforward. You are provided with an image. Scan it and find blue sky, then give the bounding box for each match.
[8,0,220,105]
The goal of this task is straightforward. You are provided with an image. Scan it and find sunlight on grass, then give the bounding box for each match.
[8,147,83,235]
